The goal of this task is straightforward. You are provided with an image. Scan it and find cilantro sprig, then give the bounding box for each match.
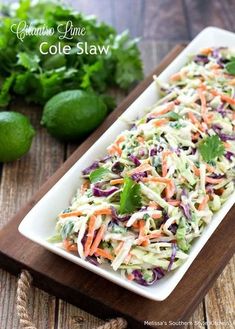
[225,57,235,75]
[119,177,141,214]
[0,0,143,108]
[89,167,110,183]
[198,135,225,162]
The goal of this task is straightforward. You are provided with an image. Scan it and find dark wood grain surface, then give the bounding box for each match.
[0,1,234,328]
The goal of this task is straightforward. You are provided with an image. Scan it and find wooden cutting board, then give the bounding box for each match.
[0,45,234,329]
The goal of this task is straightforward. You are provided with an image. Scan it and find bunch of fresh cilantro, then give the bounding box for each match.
[0,0,143,109]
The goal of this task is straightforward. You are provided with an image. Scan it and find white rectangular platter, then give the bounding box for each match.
[19,27,235,301]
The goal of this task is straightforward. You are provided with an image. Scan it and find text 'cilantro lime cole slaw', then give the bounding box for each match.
[49,47,235,286]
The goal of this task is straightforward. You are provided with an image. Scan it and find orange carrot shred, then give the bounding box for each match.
[89,224,106,256]
[95,248,114,260]
[60,211,83,219]
[84,215,96,257]
[198,195,209,211]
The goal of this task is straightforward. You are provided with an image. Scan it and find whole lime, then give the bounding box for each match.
[0,111,35,162]
[41,90,107,141]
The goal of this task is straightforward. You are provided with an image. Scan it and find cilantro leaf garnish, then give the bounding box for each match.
[198,135,225,162]
[89,167,110,183]
[225,61,235,75]
[119,177,141,214]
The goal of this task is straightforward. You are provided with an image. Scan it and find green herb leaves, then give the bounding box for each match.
[89,167,110,183]
[119,177,141,214]
[17,52,40,72]
[225,58,235,75]
[0,1,143,108]
[199,135,225,162]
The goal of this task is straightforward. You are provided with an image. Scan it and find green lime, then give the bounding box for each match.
[0,111,35,162]
[41,90,107,141]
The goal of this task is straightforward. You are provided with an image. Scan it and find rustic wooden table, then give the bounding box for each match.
[0,1,234,328]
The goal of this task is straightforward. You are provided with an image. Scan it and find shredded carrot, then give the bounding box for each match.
[170,72,181,81]
[115,135,125,145]
[211,63,221,70]
[148,201,160,209]
[110,178,124,185]
[128,163,153,175]
[200,47,212,55]
[151,102,175,116]
[167,199,181,206]
[95,248,114,260]
[89,224,106,256]
[223,141,231,149]
[207,113,215,121]
[84,215,96,257]
[137,220,146,245]
[210,89,235,106]
[141,240,149,247]
[198,195,209,211]
[165,179,175,199]
[205,177,224,184]
[198,87,208,123]
[228,78,235,86]
[188,112,201,126]
[63,239,77,251]
[107,144,122,156]
[192,166,200,176]
[192,132,200,141]
[162,150,172,177]
[206,164,215,173]
[127,273,135,281]
[132,221,140,229]
[93,208,112,216]
[60,211,83,219]
[114,241,124,254]
[137,136,145,143]
[152,118,169,127]
[152,213,162,220]
[80,181,90,194]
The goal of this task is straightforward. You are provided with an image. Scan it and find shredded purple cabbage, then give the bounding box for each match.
[180,203,191,220]
[138,148,147,157]
[111,161,124,174]
[168,223,178,235]
[132,269,158,286]
[180,189,191,220]
[154,267,165,280]
[167,243,177,272]
[216,104,226,117]
[225,151,234,161]
[194,54,209,64]
[82,161,99,175]
[129,154,141,166]
[99,155,112,163]
[150,145,164,157]
[86,256,99,266]
[209,173,225,179]
[131,171,147,182]
[92,185,118,197]
[219,133,235,141]
[212,125,235,141]
[111,207,130,222]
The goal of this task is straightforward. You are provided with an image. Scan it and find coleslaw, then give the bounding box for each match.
[49,47,235,286]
